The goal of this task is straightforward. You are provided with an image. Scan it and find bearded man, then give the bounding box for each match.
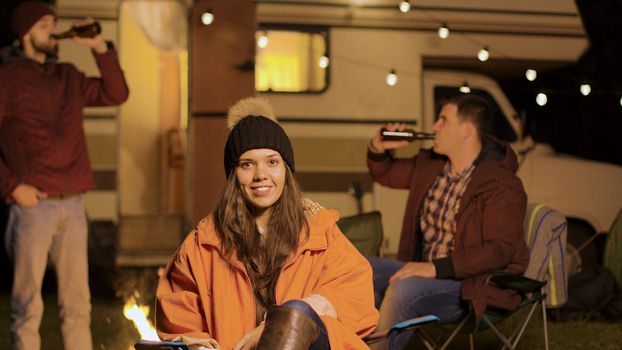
[0,2,129,349]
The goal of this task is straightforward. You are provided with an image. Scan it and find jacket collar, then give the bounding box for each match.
[0,43,58,65]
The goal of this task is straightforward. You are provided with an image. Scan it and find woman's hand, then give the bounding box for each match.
[232,323,265,350]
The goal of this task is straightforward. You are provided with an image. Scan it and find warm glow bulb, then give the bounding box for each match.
[580,84,591,96]
[459,83,471,94]
[477,47,489,62]
[201,10,214,25]
[438,24,449,39]
[536,93,548,106]
[386,70,398,86]
[319,56,329,69]
[399,1,411,13]
[257,33,269,48]
[525,69,537,81]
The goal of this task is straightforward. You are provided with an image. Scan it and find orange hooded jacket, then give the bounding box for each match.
[155,200,379,349]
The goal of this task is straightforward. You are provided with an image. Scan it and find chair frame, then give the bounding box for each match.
[417,271,549,350]
[418,274,549,350]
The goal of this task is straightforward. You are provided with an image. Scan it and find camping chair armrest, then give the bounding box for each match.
[365,315,439,345]
[490,272,546,294]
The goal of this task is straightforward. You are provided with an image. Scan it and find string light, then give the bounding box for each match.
[318,55,329,69]
[438,23,449,39]
[201,10,214,25]
[386,69,398,86]
[459,82,471,93]
[477,46,490,62]
[525,69,537,82]
[252,17,614,102]
[398,1,411,13]
[257,31,269,48]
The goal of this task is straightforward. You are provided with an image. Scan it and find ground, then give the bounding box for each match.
[1,267,622,349]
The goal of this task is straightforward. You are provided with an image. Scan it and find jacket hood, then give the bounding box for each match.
[476,135,519,173]
[0,44,57,64]
[426,135,518,173]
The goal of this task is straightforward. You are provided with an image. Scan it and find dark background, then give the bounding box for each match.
[501,0,622,167]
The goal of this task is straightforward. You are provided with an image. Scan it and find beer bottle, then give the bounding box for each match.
[53,21,102,39]
[380,127,435,141]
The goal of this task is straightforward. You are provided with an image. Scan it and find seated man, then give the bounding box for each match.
[367,94,529,349]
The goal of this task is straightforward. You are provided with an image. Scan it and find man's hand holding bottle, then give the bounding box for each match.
[369,123,414,154]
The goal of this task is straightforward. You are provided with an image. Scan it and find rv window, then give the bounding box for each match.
[433,86,517,142]
[255,28,328,93]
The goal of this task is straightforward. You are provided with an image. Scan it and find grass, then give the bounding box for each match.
[408,306,622,349]
[1,268,622,350]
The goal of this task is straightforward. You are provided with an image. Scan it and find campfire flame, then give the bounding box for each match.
[123,297,159,341]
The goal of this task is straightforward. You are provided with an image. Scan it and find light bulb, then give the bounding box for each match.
[580,84,591,96]
[620,96,622,107]
[257,32,269,48]
[477,47,489,62]
[459,82,471,94]
[525,69,537,81]
[399,1,411,13]
[438,24,449,39]
[536,93,548,106]
[319,56,329,69]
[201,10,214,25]
[386,69,398,86]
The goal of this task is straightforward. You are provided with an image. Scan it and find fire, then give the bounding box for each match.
[123,297,160,341]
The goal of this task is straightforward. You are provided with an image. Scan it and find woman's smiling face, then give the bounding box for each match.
[236,148,286,215]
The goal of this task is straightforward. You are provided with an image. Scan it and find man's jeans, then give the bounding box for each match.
[5,195,92,350]
[368,256,466,350]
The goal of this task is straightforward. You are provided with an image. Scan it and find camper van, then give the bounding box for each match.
[44,0,621,260]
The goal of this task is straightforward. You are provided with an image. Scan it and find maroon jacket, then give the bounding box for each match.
[0,44,129,201]
[367,137,529,319]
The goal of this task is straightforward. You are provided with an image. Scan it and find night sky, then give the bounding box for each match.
[503,0,622,166]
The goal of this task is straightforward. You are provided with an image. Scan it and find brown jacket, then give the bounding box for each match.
[367,137,529,318]
[156,201,378,349]
[0,44,129,201]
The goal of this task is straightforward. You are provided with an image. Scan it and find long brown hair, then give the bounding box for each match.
[214,164,308,322]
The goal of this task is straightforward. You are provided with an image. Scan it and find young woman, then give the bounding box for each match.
[155,97,378,350]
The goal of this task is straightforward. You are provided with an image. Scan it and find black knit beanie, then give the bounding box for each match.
[224,97,294,177]
[11,1,56,40]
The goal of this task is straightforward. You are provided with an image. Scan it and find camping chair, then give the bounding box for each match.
[417,203,567,350]
[418,273,547,350]
[337,211,384,256]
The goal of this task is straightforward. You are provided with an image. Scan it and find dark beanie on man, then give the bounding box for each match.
[224,97,295,177]
[11,1,56,40]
